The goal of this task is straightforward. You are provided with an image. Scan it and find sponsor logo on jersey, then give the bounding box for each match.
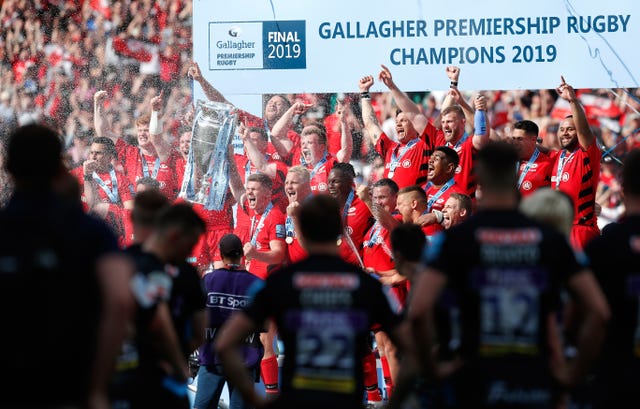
[293,272,359,289]
[477,228,541,244]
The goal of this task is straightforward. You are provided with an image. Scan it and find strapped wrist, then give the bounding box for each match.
[432,210,444,224]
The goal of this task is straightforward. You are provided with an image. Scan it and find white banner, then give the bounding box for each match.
[193,0,639,106]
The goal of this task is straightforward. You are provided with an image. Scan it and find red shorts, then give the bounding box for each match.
[190,227,233,269]
[570,223,600,251]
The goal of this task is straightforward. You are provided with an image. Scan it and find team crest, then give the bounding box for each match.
[402,159,411,168]
[522,181,532,190]
[562,172,570,182]
[318,182,327,191]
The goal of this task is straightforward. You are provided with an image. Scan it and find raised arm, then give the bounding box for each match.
[471,95,491,150]
[440,66,460,113]
[556,76,595,148]
[269,101,308,160]
[227,146,246,205]
[93,90,118,142]
[378,64,428,134]
[149,90,173,161]
[356,184,400,231]
[335,100,353,163]
[241,124,277,179]
[187,61,231,104]
[82,160,109,218]
[446,86,475,128]
[359,75,384,147]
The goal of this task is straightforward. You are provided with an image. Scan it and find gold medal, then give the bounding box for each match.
[286,236,293,244]
[336,238,342,246]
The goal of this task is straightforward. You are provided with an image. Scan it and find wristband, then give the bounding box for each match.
[360,92,371,99]
[149,110,163,135]
[450,81,458,88]
[432,210,444,224]
[83,174,93,182]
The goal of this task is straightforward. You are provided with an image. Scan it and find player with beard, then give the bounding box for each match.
[376,65,490,202]
[548,76,601,250]
[359,75,430,189]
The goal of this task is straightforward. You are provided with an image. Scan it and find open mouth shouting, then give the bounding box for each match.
[427,162,436,179]
[286,188,298,202]
[302,149,312,163]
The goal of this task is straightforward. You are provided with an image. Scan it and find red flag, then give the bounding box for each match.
[112,37,153,63]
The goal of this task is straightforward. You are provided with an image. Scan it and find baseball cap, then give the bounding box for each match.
[219,233,243,258]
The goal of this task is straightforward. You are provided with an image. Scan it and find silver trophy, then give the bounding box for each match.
[179,100,237,210]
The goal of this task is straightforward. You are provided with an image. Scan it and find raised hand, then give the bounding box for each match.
[359,75,374,92]
[556,75,577,102]
[291,101,311,116]
[474,94,487,111]
[151,90,164,112]
[378,64,395,89]
[187,61,203,82]
[446,66,461,82]
[94,90,107,106]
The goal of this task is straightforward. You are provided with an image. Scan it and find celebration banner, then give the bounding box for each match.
[193,0,639,106]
